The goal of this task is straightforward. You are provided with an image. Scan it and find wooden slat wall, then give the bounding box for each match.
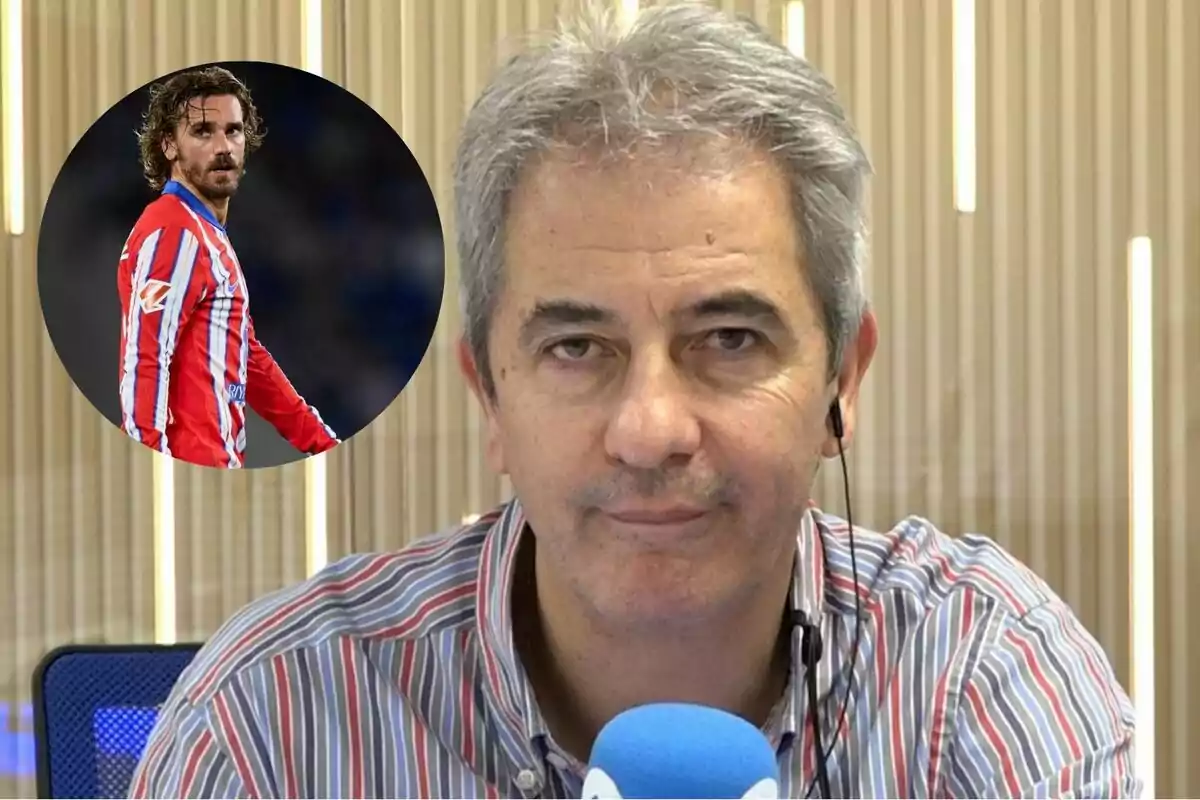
[0,2,312,796]
[0,1,1194,797]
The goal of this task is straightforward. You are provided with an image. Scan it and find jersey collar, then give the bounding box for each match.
[162,180,225,232]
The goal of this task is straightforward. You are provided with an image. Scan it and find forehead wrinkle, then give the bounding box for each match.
[510,164,793,262]
[184,98,211,122]
[182,96,240,125]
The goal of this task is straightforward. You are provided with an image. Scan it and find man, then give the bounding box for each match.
[129,5,1138,798]
[118,65,338,469]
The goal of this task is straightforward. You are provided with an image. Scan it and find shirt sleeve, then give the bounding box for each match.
[127,698,247,799]
[245,318,340,455]
[941,600,1141,799]
[118,225,212,454]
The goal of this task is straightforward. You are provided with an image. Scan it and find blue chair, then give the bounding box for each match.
[31,643,203,799]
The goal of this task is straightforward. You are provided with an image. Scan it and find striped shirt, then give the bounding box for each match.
[118,180,338,468]
[129,500,1140,798]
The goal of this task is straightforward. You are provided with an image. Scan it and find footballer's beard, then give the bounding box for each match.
[181,156,243,201]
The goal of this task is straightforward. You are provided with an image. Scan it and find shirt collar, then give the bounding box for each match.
[772,506,865,755]
[474,502,551,753]
[162,180,225,231]
[473,498,855,764]
[772,507,828,751]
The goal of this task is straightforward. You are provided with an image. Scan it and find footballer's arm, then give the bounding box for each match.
[245,320,340,455]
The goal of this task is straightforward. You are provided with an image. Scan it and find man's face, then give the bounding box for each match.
[165,94,246,200]
[471,144,874,628]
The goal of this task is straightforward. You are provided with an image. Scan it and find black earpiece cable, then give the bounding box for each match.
[797,401,862,799]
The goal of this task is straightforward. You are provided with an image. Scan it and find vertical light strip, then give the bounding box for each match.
[951,0,976,213]
[784,1,805,58]
[302,0,329,576]
[301,0,322,76]
[1126,0,1155,785]
[306,453,328,575]
[152,452,177,644]
[1127,235,1155,799]
[1,0,24,235]
[616,0,638,32]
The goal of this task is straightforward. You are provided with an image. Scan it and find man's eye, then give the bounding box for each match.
[703,328,761,353]
[547,338,599,361]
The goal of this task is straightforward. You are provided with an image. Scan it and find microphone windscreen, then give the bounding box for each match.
[580,702,780,799]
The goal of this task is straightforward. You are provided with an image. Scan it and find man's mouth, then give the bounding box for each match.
[596,505,715,543]
[603,507,710,525]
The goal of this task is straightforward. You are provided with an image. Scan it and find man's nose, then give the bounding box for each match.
[603,351,701,470]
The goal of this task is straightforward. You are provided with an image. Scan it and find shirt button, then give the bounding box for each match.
[515,769,541,792]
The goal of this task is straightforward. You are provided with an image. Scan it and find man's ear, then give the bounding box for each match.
[819,309,878,459]
[457,337,507,475]
[162,135,177,162]
[457,337,488,410]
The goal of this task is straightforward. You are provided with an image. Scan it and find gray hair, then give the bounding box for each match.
[454,0,872,398]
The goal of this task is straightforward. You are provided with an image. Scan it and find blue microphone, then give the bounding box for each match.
[580,703,780,799]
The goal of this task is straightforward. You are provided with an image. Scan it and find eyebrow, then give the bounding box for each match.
[517,289,789,347]
[189,119,243,130]
[679,289,787,327]
[518,300,615,348]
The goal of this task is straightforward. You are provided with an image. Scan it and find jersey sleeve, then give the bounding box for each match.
[118,225,213,454]
[245,319,340,455]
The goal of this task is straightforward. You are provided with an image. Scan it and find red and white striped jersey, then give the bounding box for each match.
[118,180,338,468]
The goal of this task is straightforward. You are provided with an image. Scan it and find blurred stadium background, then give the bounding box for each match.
[0,0,1196,797]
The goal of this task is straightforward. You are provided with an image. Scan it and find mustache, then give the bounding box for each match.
[209,157,239,170]
[572,468,738,509]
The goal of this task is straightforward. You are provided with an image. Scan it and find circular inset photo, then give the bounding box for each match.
[38,61,444,469]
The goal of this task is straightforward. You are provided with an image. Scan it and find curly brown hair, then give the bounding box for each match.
[136,65,266,191]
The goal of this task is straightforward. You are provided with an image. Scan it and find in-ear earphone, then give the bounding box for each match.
[828,398,845,440]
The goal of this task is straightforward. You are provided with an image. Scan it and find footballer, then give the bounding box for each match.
[117,66,338,468]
